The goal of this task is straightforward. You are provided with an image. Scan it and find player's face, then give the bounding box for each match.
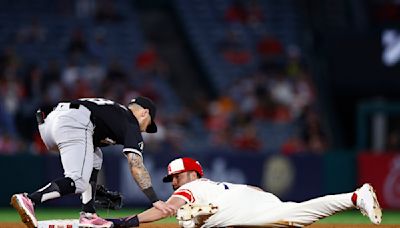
[138,110,152,132]
[171,171,195,190]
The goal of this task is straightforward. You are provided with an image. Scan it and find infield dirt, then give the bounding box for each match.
[0,223,398,228]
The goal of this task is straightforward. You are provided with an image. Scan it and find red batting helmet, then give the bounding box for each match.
[162,157,204,182]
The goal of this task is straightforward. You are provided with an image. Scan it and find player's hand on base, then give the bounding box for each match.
[153,200,176,215]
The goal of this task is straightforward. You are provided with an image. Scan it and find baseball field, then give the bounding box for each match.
[0,207,399,227]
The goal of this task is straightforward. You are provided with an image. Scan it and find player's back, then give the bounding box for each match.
[174,178,248,205]
[76,98,139,147]
[176,178,283,227]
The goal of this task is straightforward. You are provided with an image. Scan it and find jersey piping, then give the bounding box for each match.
[123,148,142,157]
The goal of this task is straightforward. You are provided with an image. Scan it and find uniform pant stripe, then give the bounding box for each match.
[80,122,90,177]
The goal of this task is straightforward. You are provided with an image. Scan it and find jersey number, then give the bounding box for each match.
[80,98,115,105]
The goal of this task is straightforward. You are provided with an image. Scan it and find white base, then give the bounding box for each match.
[38,219,79,228]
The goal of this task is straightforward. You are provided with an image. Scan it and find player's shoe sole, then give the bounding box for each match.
[10,194,38,228]
[357,183,382,224]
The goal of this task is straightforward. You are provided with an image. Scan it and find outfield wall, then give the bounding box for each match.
[1,151,399,209]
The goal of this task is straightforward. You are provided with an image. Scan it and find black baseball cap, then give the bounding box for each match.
[129,96,157,133]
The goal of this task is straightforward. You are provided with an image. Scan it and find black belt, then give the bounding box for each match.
[36,103,81,125]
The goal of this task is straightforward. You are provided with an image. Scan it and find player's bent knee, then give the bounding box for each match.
[54,177,77,195]
[66,176,89,194]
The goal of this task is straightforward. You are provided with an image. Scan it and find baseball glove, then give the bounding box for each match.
[176,203,218,228]
[95,185,123,210]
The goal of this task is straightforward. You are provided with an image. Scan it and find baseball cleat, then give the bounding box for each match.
[79,212,114,228]
[177,203,218,221]
[10,193,38,228]
[355,183,382,224]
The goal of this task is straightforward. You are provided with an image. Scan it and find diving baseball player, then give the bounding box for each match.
[108,157,382,228]
[11,97,175,228]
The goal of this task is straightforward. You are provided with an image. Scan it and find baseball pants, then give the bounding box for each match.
[38,103,103,194]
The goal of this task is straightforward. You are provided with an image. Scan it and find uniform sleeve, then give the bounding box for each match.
[172,188,195,203]
[172,189,196,203]
[122,123,144,157]
[171,182,200,203]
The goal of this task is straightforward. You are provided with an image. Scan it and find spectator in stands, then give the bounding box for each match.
[290,71,315,119]
[285,45,303,77]
[137,81,160,103]
[205,98,235,149]
[257,33,284,59]
[82,59,106,92]
[224,0,247,24]
[135,43,162,74]
[0,65,25,119]
[246,0,264,29]
[281,135,305,155]
[61,60,80,90]
[300,107,328,153]
[224,0,263,27]
[232,121,262,152]
[217,29,251,65]
[0,133,18,154]
[70,78,96,99]
[205,100,231,133]
[0,101,17,137]
[253,84,278,120]
[24,65,44,101]
[268,72,294,121]
[0,47,21,74]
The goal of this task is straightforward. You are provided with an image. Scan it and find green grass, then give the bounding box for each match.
[317,210,400,224]
[1,207,399,224]
[0,207,176,223]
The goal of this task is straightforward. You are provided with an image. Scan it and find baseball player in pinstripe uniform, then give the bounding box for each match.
[11,97,175,228]
[108,157,382,228]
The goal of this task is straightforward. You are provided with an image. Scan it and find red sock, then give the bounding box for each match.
[351,192,358,206]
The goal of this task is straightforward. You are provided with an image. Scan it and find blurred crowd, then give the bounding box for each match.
[0,0,330,155]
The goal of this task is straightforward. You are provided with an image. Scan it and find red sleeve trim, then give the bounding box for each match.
[173,189,195,203]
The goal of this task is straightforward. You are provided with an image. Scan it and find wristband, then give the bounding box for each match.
[107,215,139,227]
[143,187,159,203]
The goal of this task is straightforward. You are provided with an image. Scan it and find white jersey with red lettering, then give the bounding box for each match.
[172,178,354,227]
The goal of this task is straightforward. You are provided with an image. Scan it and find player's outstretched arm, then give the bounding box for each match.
[107,196,184,227]
[126,153,175,214]
[139,197,185,223]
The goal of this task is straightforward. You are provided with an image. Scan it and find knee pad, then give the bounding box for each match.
[54,177,76,195]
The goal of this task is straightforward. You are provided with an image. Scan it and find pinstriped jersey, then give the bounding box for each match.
[76,98,144,156]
